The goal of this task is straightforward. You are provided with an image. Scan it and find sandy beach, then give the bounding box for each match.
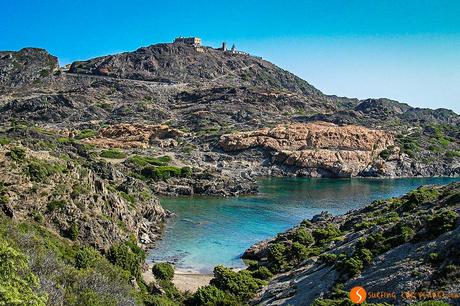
[172,271,213,292]
[142,265,212,293]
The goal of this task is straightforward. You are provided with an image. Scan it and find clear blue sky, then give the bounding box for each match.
[1,0,460,113]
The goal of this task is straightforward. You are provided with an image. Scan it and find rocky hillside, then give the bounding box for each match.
[0,43,458,193]
[68,43,323,96]
[243,182,460,305]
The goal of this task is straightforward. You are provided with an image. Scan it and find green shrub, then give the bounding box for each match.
[47,199,66,212]
[379,149,391,159]
[319,253,338,266]
[191,285,239,306]
[354,248,373,265]
[312,224,342,244]
[289,227,314,246]
[428,252,442,264]
[339,257,363,277]
[412,302,451,306]
[7,147,26,161]
[106,241,144,279]
[158,279,182,301]
[289,242,310,264]
[356,232,390,256]
[426,210,458,237]
[210,265,262,300]
[250,266,273,280]
[141,166,185,180]
[144,295,179,306]
[0,241,47,305]
[67,222,79,240]
[99,148,127,159]
[128,155,172,167]
[180,166,193,177]
[406,187,440,207]
[353,220,377,231]
[31,211,44,223]
[152,262,175,281]
[446,150,460,158]
[119,191,136,204]
[75,129,97,140]
[267,242,288,272]
[75,247,100,269]
[69,288,117,306]
[0,137,10,145]
[25,160,64,182]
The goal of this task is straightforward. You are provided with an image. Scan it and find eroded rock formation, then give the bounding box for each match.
[220,122,395,177]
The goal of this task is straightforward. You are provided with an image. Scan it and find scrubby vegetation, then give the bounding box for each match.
[100,148,127,159]
[248,183,460,305]
[152,262,175,281]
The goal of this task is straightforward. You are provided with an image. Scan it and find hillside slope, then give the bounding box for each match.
[0,42,459,196]
[244,182,460,305]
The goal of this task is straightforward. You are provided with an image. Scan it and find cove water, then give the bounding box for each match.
[148,177,459,273]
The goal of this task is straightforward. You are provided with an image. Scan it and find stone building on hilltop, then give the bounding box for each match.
[174,37,202,47]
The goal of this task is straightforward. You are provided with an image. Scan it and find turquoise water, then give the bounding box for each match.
[148,177,459,273]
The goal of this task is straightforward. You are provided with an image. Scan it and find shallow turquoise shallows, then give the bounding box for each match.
[148,177,459,273]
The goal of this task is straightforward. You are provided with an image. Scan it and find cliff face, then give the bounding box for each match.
[220,122,396,177]
[244,183,460,305]
[0,144,168,250]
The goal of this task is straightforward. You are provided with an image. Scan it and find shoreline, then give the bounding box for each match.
[142,264,213,293]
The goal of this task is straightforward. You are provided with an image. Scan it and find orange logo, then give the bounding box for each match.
[350,286,367,304]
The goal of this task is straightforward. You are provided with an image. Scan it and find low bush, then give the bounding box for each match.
[106,241,144,279]
[66,222,79,240]
[75,129,97,140]
[319,253,338,266]
[75,247,100,269]
[428,252,442,265]
[0,241,47,305]
[152,262,175,281]
[210,265,263,301]
[339,257,363,277]
[426,210,458,237]
[191,285,239,306]
[250,266,273,280]
[312,224,342,244]
[0,136,10,145]
[99,149,127,159]
[7,146,26,161]
[47,199,66,212]
[141,166,190,181]
[289,227,314,246]
[289,242,310,264]
[267,242,288,272]
[25,159,65,182]
[128,155,172,167]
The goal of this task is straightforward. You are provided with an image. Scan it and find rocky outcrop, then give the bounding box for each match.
[220,122,395,177]
[83,123,185,148]
[0,48,58,88]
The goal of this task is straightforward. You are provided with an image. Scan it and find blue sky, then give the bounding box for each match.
[1,0,459,112]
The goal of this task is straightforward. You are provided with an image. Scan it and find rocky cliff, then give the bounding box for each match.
[220,122,395,177]
[244,182,460,305]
